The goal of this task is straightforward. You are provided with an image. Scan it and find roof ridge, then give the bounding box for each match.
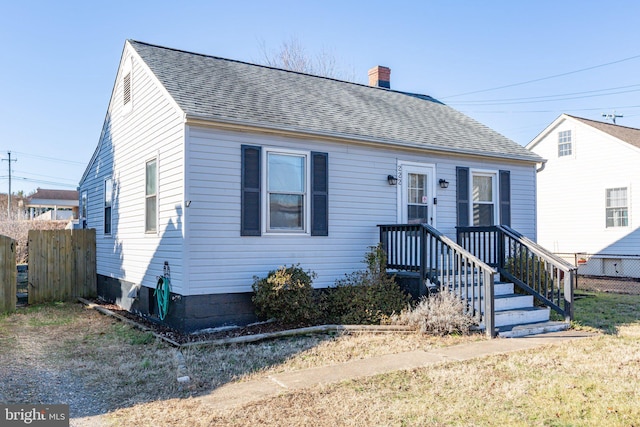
[567,114,640,132]
[127,39,442,102]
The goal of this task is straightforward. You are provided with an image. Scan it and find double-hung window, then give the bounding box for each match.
[145,159,157,233]
[471,172,497,226]
[241,145,328,237]
[606,187,628,227]
[104,179,113,235]
[266,150,308,232]
[558,130,572,157]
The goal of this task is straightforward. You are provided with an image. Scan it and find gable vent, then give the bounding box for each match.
[123,72,131,105]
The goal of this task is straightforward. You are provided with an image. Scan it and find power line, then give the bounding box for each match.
[459,104,640,115]
[12,169,78,183]
[448,84,640,106]
[441,53,640,99]
[8,150,86,166]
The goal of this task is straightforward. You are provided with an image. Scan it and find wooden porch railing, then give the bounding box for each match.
[457,225,575,321]
[379,224,497,337]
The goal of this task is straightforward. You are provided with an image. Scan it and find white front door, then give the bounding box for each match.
[398,162,436,226]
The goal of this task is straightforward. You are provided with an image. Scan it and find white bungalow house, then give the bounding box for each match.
[527,114,640,278]
[80,40,572,333]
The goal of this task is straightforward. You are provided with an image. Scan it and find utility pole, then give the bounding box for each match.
[602,111,623,124]
[2,151,17,219]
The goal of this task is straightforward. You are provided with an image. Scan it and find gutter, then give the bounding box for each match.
[185,114,544,165]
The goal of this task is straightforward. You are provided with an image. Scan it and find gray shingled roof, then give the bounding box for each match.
[130,40,541,163]
[569,115,640,150]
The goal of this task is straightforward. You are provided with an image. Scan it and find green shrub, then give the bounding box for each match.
[252,264,319,325]
[322,245,411,324]
[390,291,476,335]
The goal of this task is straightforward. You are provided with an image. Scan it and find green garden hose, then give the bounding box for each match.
[154,276,171,320]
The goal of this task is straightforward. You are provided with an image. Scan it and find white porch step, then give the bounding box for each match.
[495,294,533,311]
[495,306,550,327]
[498,321,570,338]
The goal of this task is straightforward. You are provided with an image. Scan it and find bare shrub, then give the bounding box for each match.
[321,244,410,325]
[390,291,476,335]
[0,219,68,263]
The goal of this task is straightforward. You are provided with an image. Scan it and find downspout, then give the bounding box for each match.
[536,161,546,173]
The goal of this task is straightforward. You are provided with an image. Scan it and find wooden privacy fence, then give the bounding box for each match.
[0,235,17,313]
[28,229,96,304]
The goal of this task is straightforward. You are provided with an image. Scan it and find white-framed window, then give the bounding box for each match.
[145,159,157,233]
[606,187,628,228]
[263,148,310,233]
[104,179,113,235]
[558,130,572,157]
[471,170,498,226]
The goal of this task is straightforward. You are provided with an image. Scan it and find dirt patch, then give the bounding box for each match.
[84,298,418,346]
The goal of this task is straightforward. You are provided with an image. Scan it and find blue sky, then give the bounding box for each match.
[2,0,640,194]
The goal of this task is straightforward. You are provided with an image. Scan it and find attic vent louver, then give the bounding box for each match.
[123,72,131,105]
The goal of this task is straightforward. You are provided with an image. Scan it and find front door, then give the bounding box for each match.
[399,163,436,226]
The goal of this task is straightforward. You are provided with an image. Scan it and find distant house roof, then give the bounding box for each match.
[568,115,640,150]
[26,189,78,208]
[127,40,541,163]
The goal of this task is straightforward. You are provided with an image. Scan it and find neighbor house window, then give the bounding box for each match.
[265,150,308,233]
[606,187,628,227]
[104,179,113,235]
[145,159,157,233]
[558,130,572,157]
[471,172,497,226]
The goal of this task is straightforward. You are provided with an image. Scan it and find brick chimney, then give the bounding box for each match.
[368,65,391,89]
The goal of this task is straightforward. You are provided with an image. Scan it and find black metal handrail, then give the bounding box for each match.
[379,224,496,337]
[457,225,575,321]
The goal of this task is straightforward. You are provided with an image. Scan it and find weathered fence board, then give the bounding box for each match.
[0,235,17,313]
[28,229,96,304]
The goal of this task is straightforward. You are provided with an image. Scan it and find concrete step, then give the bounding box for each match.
[494,306,550,328]
[494,293,533,311]
[445,281,514,297]
[461,293,533,313]
[498,321,570,338]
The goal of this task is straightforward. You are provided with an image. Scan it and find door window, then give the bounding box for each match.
[407,173,429,224]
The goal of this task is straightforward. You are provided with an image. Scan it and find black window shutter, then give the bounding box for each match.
[241,145,261,236]
[311,152,328,236]
[499,170,511,227]
[456,167,469,227]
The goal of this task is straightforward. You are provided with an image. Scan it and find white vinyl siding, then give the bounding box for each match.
[530,116,640,254]
[184,126,537,295]
[78,44,185,293]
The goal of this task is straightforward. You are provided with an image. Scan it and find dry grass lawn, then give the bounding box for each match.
[1,291,639,426]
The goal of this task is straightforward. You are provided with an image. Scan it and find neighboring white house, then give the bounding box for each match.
[527,114,640,277]
[79,40,543,331]
[26,188,79,220]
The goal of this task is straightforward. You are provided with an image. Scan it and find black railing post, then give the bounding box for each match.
[420,225,427,296]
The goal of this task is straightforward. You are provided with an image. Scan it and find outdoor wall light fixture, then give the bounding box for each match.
[439,179,449,189]
[387,175,398,185]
